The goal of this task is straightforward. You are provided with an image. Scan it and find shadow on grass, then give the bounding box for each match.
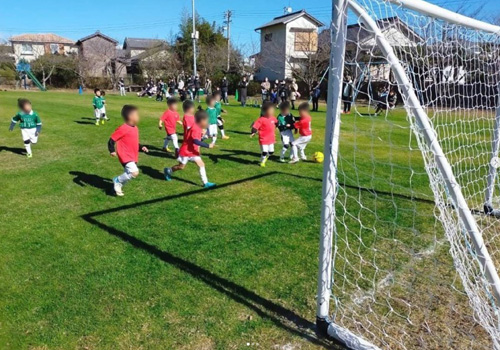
[143,145,177,159]
[225,129,252,135]
[81,172,333,348]
[0,146,25,155]
[69,171,114,196]
[139,165,199,187]
[74,120,96,125]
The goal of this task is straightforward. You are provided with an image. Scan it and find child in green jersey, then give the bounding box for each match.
[93,88,105,126]
[9,98,42,158]
[205,95,218,145]
[277,101,295,162]
[214,91,229,140]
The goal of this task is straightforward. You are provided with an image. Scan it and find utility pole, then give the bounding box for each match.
[191,0,198,76]
[224,10,232,71]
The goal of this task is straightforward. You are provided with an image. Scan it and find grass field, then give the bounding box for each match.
[0,90,335,350]
[0,90,497,349]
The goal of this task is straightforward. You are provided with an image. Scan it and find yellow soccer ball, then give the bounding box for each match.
[313,151,324,163]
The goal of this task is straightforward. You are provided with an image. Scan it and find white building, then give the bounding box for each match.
[10,33,76,63]
[254,10,324,81]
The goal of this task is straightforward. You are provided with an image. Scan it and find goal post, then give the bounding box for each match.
[317,0,500,348]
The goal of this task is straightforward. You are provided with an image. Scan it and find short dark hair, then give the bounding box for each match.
[206,95,215,105]
[261,101,275,113]
[17,98,31,109]
[298,102,310,112]
[183,99,195,112]
[101,90,106,96]
[195,109,208,123]
[167,97,178,106]
[121,105,138,120]
[279,101,290,110]
[94,88,100,94]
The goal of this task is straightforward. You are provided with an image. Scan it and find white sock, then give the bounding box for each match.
[117,172,133,185]
[172,134,179,149]
[220,129,226,137]
[280,147,287,159]
[24,143,32,155]
[212,136,217,144]
[261,154,268,163]
[291,145,298,159]
[300,148,306,159]
[199,166,208,184]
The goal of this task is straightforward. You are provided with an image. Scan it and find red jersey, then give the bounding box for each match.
[179,123,203,157]
[161,109,180,135]
[253,116,277,145]
[111,124,139,164]
[295,115,312,136]
[183,114,195,133]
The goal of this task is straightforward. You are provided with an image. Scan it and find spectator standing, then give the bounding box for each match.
[194,75,201,102]
[119,78,126,96]
[221,77,229,105]
[289,79,299,109]
[311,82,321,112]
[261,77,270,102]
[342,77,354,114]
[205,78,213,96]
[238,77,249,107]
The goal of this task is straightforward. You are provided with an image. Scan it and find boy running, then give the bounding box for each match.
[93,88,106,125]
[9,98,42,158]
[108,105,149,196]
[182,99,196,133]
[164,110,216,188]
[290,102,312,164]
[214,91,229,140]
[277,101,295,162]
[159,97,182,155]
[206,95,218,145]
[250,101,278,167]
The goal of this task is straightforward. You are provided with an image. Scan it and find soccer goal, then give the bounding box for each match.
[317,0,500,349]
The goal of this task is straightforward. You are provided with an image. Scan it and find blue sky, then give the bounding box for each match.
[1,0,499,55]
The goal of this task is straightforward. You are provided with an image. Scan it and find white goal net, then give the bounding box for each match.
[317,0,500,349]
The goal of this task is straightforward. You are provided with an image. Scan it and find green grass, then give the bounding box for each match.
[0,90,495,349]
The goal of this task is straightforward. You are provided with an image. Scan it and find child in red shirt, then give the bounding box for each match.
[290,102,313,164]
[250,101,278,167]
[164,110,216,189]
[159,97,182,155]
[182,100,196,133]
[108,105,149,196]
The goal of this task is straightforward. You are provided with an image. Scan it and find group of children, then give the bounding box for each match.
[7,90,313,197]
[251,101,312,167]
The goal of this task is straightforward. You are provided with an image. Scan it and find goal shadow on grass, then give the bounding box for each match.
[80,171,337,348]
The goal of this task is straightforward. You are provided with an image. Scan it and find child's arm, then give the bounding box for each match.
[35,113,42,135]
[108,138,117,156]
[9,114,20,131]
[158,117,164,129]
[139,144,149,153]
[177,120,183,125]
[194,139,214,149]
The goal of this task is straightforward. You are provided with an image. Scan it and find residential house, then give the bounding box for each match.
[254,10,324,81]
[76,31,126,79]
[123,38,166,59]
[10,33,76,63]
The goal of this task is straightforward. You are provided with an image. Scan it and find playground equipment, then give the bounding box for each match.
[16,62,46,91]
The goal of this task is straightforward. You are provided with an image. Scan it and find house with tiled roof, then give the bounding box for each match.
[10,33,76,63]
[123,37,166,58]
[253,9,324,81]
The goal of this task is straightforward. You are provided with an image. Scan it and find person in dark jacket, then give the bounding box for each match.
[221,77,229,104]
[238,76,249,107]
[342,78,354,114]
[194,75,201,102]
[311,82,321,112]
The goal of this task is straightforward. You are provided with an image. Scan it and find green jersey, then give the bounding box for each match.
[12,110,42,129]
[277,113,294,132]
[93,95,104,109]
[215,101,222,117]
[206,107,218,125]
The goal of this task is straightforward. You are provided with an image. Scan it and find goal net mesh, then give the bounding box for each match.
[330,1,500,348]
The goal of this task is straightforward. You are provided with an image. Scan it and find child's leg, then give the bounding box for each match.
[24,139,31,155]
[194,158,208,185]
[171,133,179,150]
[260,144,269,164]
[163,134,171,149]
[217,118,226,137]
[94,108,100,123]
[210,125,217,144]
[116,162,139,187]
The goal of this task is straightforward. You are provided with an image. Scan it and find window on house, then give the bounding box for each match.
[294,31,318,52]
[264,33,273,42]
[21,44,33,54]
[50,44,59,54]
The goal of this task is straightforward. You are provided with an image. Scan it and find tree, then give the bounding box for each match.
[31,54,68,89]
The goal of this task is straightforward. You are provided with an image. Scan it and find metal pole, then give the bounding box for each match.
[484,83,500,216]
[225,10,232,71]
[316,0,346,331]
[192,0,197,77]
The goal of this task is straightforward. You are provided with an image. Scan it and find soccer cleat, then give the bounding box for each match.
[203,182,216,189]
[164,147,172,153]
[95,121,100,126]
[289,158,299,164]
[164,167,172,181]
[301,156,307,161]
[101,119,105,125]
[279,158,285,163]
[26,153,33,158]
[222,135,230,140]
[113,177,124,196]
